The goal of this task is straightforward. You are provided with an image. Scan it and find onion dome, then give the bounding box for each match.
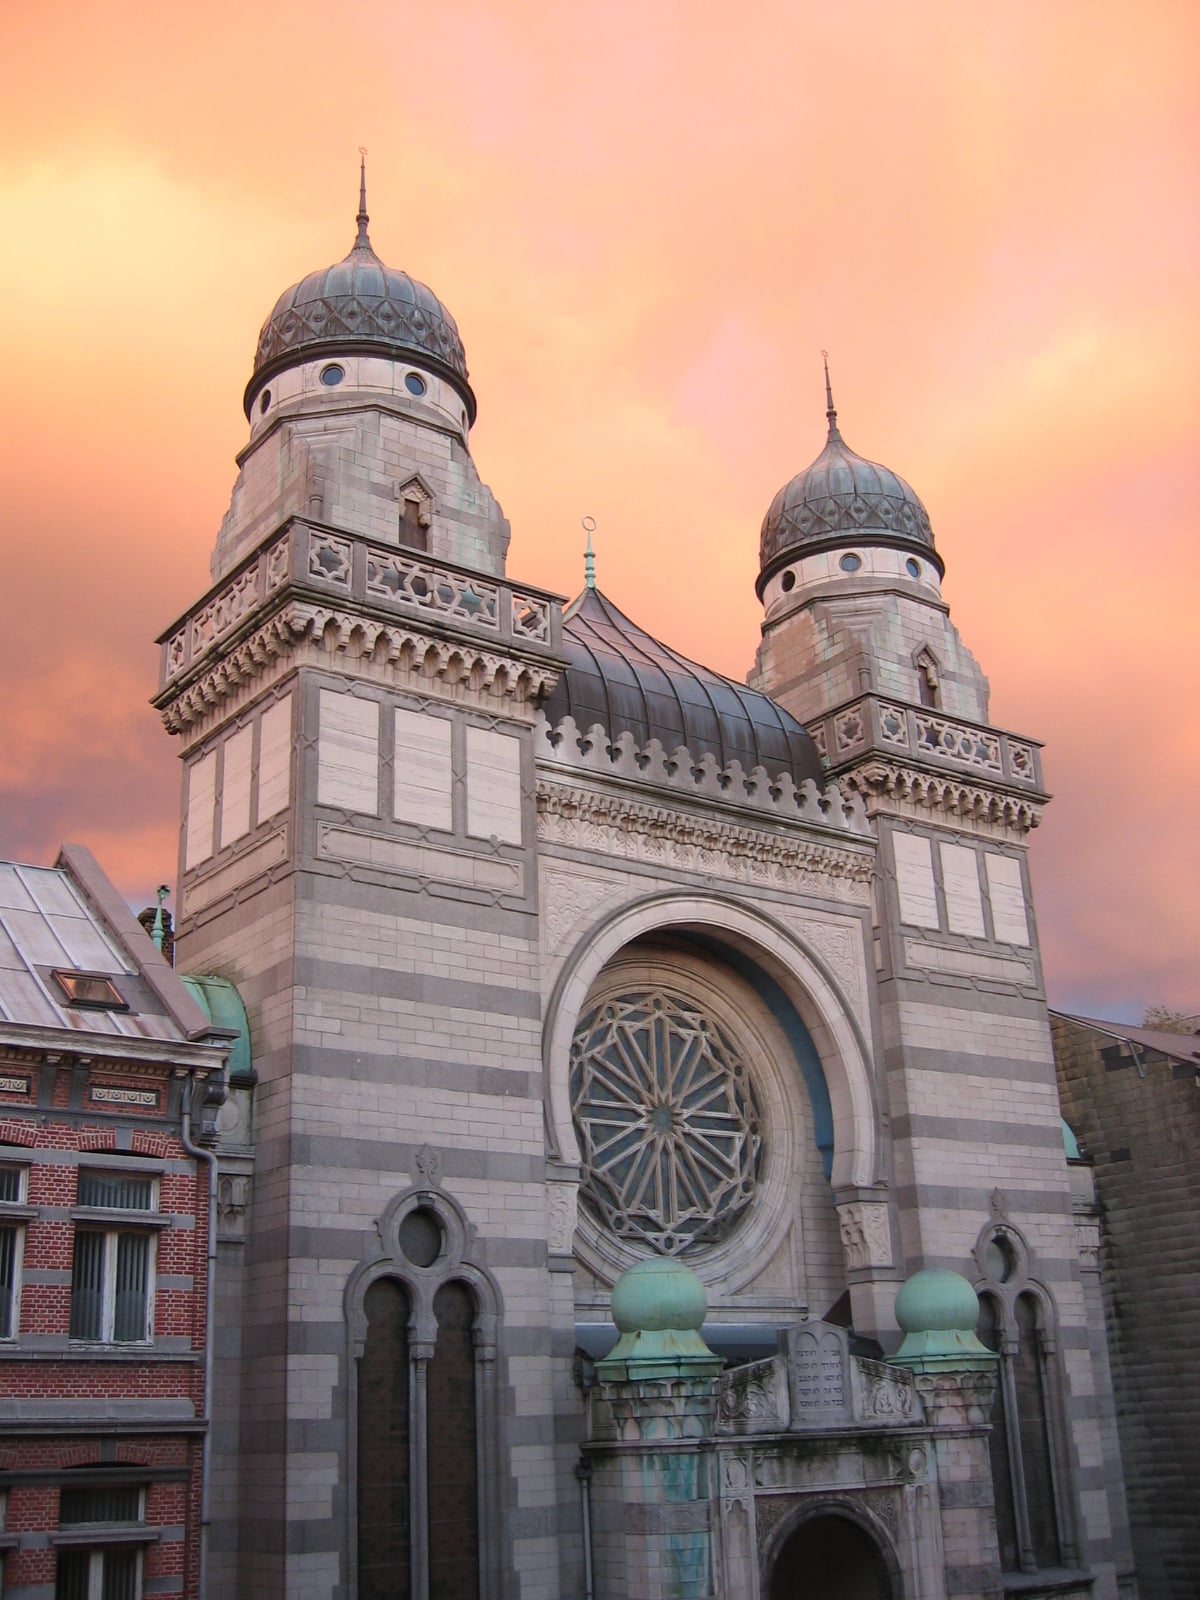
[542,585,824,786]
[244,159,474,421]
[892,1268,994,1372]
[757,363,940,596]
[597,1258,721,1374]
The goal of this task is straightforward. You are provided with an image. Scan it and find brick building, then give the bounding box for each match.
[1052,1012,1200,1600]
[0,845,233,1600]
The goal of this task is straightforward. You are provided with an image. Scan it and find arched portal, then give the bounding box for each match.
[768,1511,896,1600]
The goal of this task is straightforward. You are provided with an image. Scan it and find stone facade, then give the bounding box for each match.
[142,201,1139,1599]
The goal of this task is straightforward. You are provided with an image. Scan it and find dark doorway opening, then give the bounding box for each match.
[768,1512,894,1600]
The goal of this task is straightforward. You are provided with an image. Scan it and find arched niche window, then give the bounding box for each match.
[975,1220,1078,1576]
[347,1166,501,1600]
[914,647,940,709]
[397,476,433,553]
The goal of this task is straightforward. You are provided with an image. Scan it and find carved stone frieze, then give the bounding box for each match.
[717,1358,789,1434]
[843,759,1044,835]
[850,1358,915,1423]
[545,1181,578,1257]
[836,1200,893,1270]
[540,868,617,955]
[537,781,873,904]
[157,600,559,733]
[777,912,868,1017]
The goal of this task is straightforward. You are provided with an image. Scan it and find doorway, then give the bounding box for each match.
[768,1511,894,1600]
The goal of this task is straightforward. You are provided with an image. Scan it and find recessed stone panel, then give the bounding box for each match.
[940,842,985,938]
[466,727,522,844]
[185,750,217,869]
[317,691,380,815]
[393,708,452,831]
[892,831,939,929]
[986,852,1031,946]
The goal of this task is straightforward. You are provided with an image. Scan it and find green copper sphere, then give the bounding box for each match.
[894,1268,980,1335]
[611,1258,708,1335]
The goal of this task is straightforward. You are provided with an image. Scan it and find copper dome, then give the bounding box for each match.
[244,177,474,421]
[757,381,939,595]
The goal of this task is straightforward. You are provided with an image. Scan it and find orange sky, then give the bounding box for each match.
[0,1,1197,1020]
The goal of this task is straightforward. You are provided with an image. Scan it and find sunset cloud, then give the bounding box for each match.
[0,0,1196,1018]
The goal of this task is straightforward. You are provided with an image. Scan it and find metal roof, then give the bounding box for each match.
[541,587,824,786]
[0,860,190,1042]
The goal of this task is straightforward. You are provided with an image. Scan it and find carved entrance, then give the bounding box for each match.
[767,1512,895,1600]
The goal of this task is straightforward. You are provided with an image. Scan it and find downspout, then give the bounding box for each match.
[179,1071,219,1600]
[576,1460,594,1600]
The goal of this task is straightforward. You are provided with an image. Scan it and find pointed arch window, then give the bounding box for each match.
[397,477,433,553]
[914,647,940,709]
[975,1221,1078,1576]
[348,1170,501,1600]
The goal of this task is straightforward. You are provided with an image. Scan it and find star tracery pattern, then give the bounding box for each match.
[570,990,763,1257]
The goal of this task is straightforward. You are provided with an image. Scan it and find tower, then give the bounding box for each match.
[154,171,568,1599]
[750,370,1134,1594]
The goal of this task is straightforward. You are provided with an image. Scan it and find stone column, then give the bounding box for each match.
[891,1269,1003,1600]
[583,1259,724,1600]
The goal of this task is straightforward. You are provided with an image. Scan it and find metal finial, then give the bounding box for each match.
[582,516,597,589]
[355,147,371,249]
[821,349,842,442]
[151,884,170,954]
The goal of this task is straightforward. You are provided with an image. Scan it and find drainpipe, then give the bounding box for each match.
[576,1460,594,1600]
[179,1072,219,1600]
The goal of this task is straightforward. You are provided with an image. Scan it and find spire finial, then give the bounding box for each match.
[582,516,597,589]
[821,349,842,442]
[151,884,170,954]
[355,147,371,249]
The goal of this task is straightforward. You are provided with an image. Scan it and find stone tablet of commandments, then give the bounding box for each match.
[780,1320,850,1426]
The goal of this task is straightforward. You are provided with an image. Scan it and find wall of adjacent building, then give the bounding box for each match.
[1052,1015,1200,1600]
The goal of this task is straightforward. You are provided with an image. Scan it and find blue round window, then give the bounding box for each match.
[906,558,921,578]
[404,372,427,397]
[320,364,345,388]
[839,553,862,573]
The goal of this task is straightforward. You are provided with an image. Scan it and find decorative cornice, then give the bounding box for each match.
[157,601,560,733]
[844,759,1044,834]
[536,778,874,902]
[536,714,872,838]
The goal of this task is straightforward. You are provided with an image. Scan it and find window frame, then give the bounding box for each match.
[69,1171,164,1347]
[53,1482,151,1600]
[974,1218,1080,1575]
[0,1162,32,1342]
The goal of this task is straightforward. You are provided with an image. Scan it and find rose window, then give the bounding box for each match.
[570,989,763,1256]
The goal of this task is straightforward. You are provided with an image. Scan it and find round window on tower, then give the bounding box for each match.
[780,570,796,593]
[839,553,862,573]
[404,372,427,397]
[906,558,921,578]
[259,389,271,415]
[320,363,346,388]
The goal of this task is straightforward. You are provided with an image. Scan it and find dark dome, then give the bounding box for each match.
[758,399,939,595]
[541,587,824,786]
[244,191,474,421]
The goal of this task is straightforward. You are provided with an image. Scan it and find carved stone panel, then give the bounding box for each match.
[781,1321,850,1425]
[717,1357,790,1435]
[836,1200,893,1270]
